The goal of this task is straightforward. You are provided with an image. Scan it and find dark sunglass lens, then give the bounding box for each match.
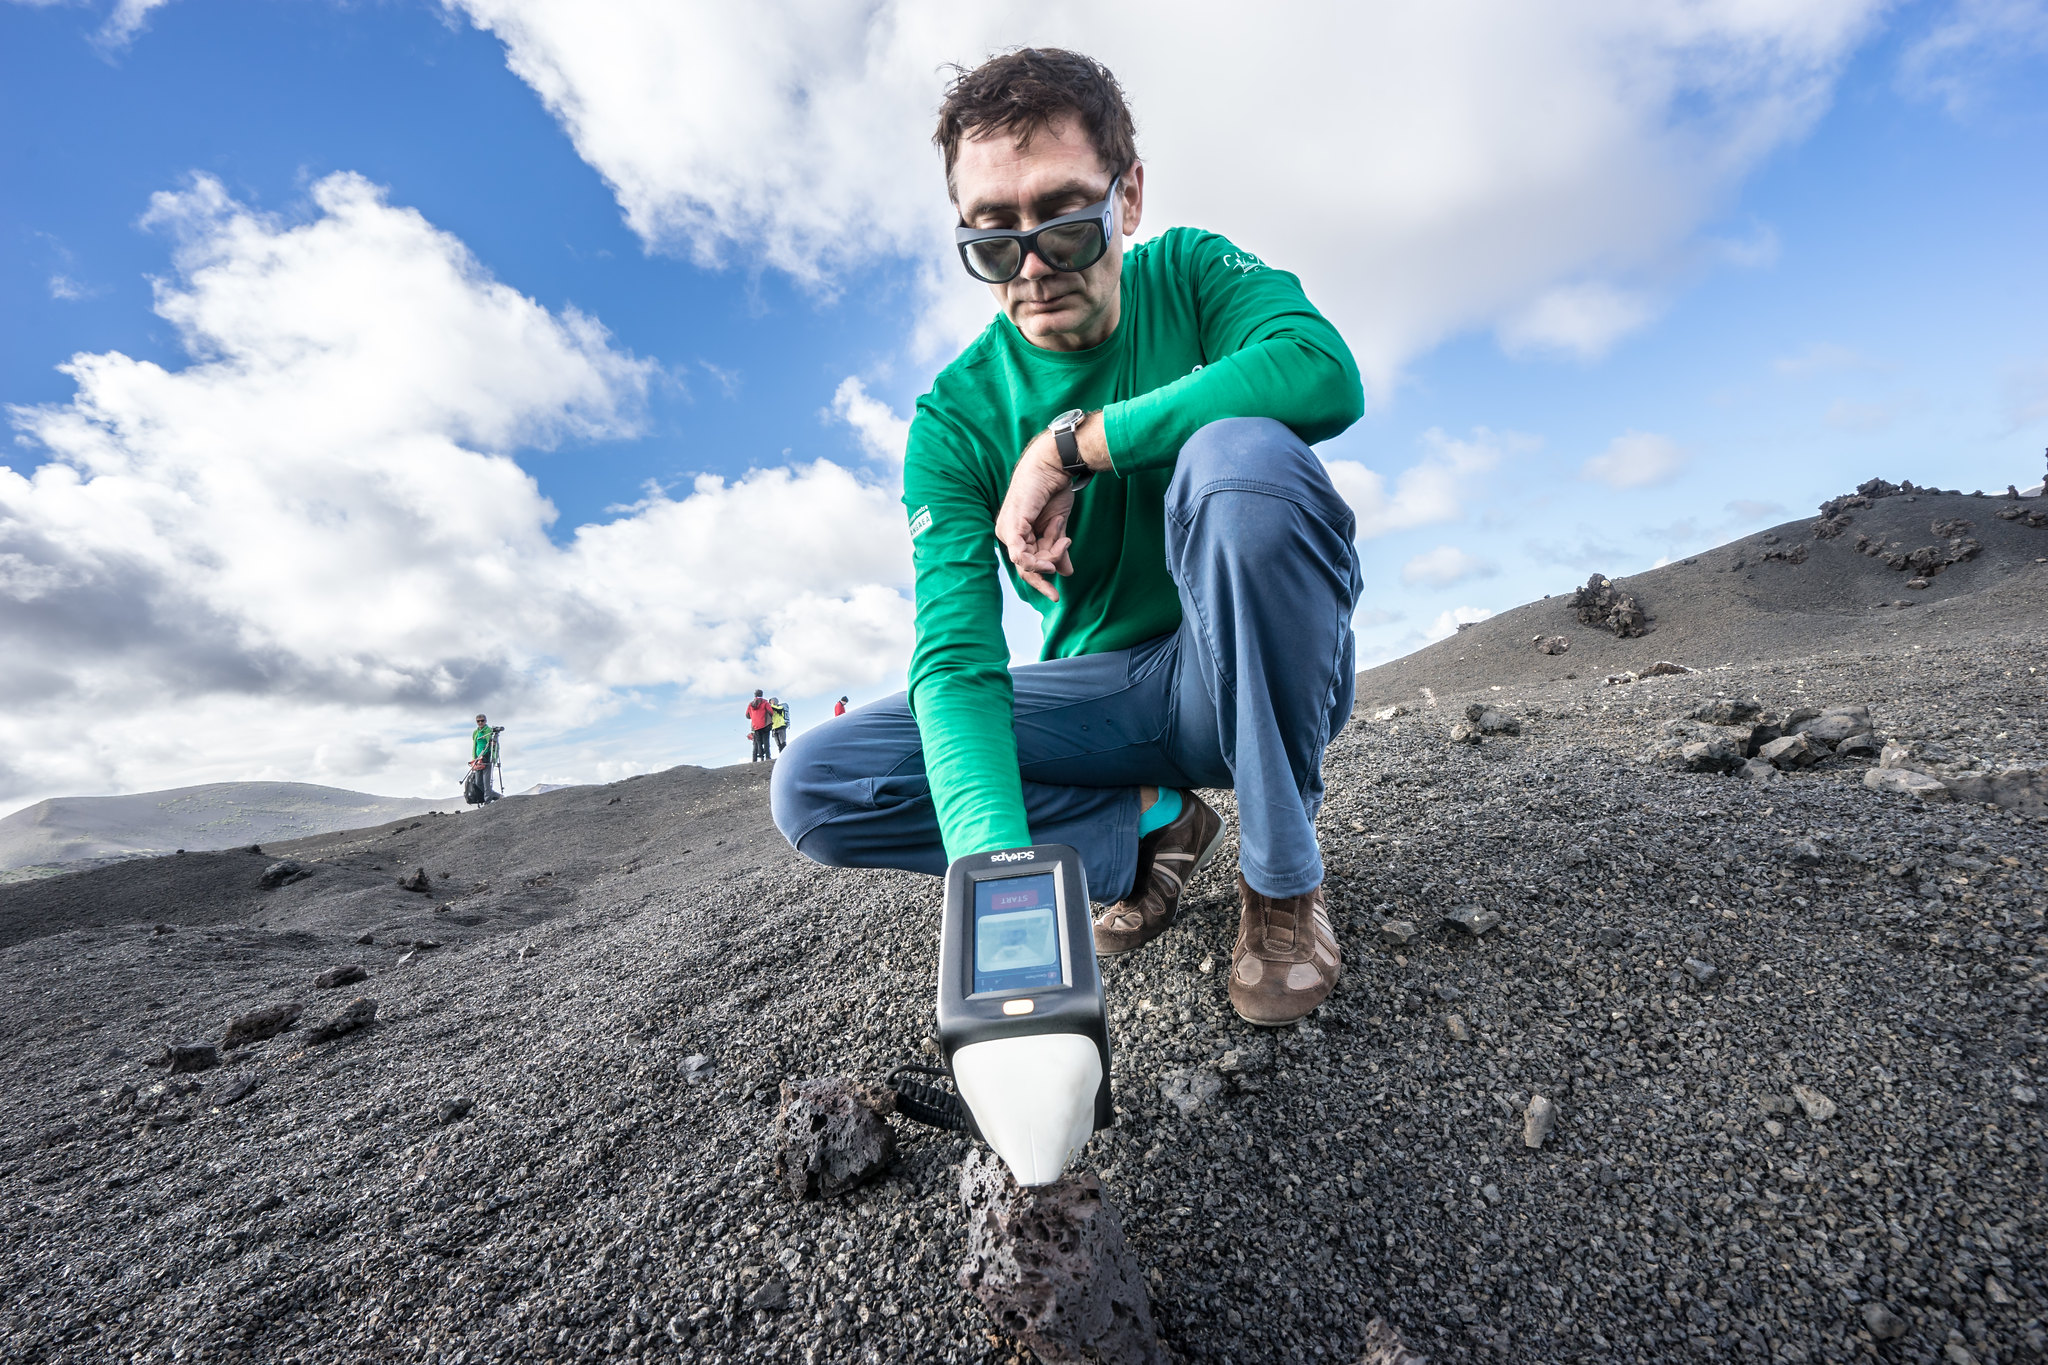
[1036,221,1106,273]
[963,237,1022,283]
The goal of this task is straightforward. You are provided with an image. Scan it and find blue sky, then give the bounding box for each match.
[2,0,2044,808]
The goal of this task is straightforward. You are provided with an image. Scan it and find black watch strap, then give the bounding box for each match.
[1052,412,1093,490]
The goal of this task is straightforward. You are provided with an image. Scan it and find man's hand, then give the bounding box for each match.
[995,411,1110,601]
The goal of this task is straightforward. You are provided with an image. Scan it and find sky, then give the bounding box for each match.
[2,0,2045,810]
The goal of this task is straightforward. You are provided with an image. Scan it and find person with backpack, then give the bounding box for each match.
[745,690,773,762]
[466,714,502,803]
[769,698,792,754]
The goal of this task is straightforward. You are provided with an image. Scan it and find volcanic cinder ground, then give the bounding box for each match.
[2,487,2045,1365]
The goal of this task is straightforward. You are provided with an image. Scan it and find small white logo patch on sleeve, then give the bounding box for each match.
[908,505,933,540]
[1221,251,1267,275]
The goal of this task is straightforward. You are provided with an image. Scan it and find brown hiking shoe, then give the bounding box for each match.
[1228,875,1340,1026]
[1092,791,1228,956]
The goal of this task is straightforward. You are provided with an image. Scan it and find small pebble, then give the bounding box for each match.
[1792,1084,1837,1122]
[1445,1014,1471,1043]
[1443,905,1500,937]
[1522,1095,1555,1149]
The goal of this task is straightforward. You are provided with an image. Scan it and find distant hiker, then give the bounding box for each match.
[834,696,849,717]
[774,49,1363,1028]
[769,698,792,754]
[745,690,773,763]
[466,713,503,804]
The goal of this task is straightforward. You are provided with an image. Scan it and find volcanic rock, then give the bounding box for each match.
[1442,905,1500,937]
[1760,734,1825,770]
[771,1076,897,1201]
[957,1150,1167,1365]
[219,1002,301,1050]
[1570,574,1648,638]
[1378,919,1418,948]
[1463,703,1520,736]
[1160,1068,1224,1117]
[1533,635,1569,655]
[397,867,431,893]
[1791,1084,1837,1122]
[1688,699,1762,726]
[162,1042,219,1073]
[259,859,311,889]
[314,963,367,989]
[304,996,376,1044]
[1523,1096,1556,1149]
[1358,1316,1430,1365]
[1863,1304,1909,1340]
[1865,767,1951,802]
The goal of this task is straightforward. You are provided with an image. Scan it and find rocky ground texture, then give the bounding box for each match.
[3,489,2045,1365]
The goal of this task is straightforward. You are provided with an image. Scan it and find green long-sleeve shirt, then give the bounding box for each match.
[472,727,495,762]
[903,227,1363,863]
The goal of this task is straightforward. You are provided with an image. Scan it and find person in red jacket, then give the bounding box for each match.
[745,690,773,762]
[834,696,848,717]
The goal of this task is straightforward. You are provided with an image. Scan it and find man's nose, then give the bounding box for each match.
[1017,245,1055,281]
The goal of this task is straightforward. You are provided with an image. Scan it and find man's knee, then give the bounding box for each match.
[768,725,838,858]
[1173,416,1311,488]
[1169,417,1354,544]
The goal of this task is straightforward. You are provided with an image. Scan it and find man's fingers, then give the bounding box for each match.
[1020,566,1060,601]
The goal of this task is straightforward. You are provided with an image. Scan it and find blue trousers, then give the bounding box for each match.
[770,417,1364,902]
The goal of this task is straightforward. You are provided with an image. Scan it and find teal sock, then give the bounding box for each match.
[1136,787,1183,839]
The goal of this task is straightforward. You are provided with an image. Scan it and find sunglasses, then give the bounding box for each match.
[955,173,1123,285]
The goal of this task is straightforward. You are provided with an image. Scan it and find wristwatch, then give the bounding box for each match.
[1049,408,1092,491]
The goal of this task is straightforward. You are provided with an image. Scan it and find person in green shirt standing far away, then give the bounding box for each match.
[772,48,1365,1026]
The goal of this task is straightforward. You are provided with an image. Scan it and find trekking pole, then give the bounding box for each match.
[493,726,507,797]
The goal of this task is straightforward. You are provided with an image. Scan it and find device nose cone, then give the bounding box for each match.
[949,1033,1104,1187]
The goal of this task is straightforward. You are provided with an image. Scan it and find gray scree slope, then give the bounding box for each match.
[1,489,2044,1363]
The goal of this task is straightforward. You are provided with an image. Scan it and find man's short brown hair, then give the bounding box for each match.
[933,48,1137,198]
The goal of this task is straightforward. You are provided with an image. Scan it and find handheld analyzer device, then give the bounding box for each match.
[935,844,1113,1186]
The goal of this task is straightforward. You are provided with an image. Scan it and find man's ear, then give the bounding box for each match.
[1120,161,1145,239]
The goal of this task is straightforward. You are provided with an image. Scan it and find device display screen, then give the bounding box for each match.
[971,872,1064,994]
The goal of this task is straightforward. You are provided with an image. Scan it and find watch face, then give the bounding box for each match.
[1051,408,1085,434]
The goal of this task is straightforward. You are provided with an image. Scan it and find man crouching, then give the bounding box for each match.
[772,47,1365,1027]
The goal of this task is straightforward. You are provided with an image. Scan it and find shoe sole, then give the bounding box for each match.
[1095,802,1231,957]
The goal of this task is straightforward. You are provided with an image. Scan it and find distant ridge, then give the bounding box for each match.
[0,781,463,875]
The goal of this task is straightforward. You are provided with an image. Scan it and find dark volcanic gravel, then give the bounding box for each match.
[2,500,2045,1364]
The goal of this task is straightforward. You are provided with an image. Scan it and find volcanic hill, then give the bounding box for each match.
[1,483,2044,1364]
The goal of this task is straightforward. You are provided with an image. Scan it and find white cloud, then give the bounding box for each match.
[1325,427,1535,540]
[47,273,89,300]
[829,376,911,465]
[443,0,1885,386]
[1427,605,1495,641]
[1400,544,1497,588]
[1899,0,2048,115]
[1497,282,1657,359]
[1580,430,1687,489]
[1,173,912,806]
[95,0,172,49]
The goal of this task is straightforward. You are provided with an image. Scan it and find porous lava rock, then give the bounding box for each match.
[1569,574,1648,638]
[771,1076,897,1201]
[957,1149,1168,1365]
